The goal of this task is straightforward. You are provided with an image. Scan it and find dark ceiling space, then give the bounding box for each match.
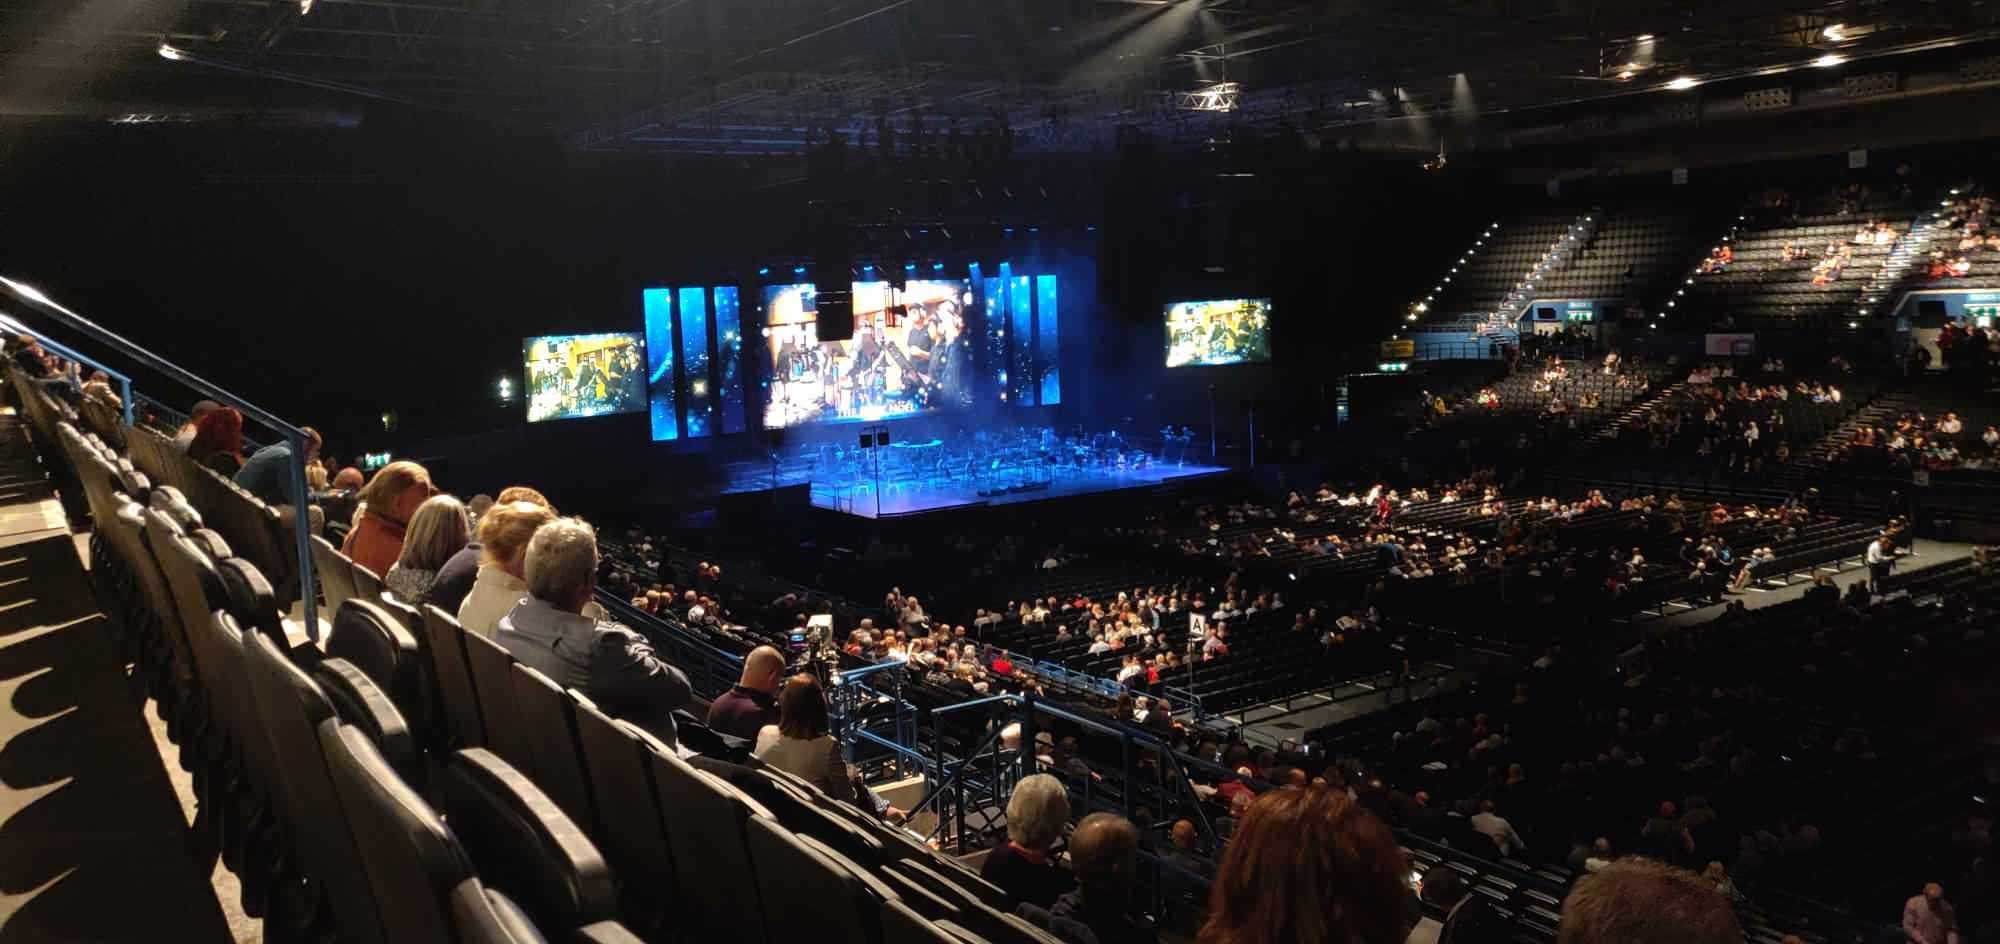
[8,0,2000,154]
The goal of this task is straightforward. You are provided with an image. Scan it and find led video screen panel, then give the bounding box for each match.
[762,280,974,428]
[1164,298,1273,367]
[523,332,646,423]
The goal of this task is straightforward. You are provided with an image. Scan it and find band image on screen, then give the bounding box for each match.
[1164,298,1273,367]
[523,333,647,423]
[762,280,975,429]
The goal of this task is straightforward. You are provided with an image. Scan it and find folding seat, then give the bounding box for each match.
[318,719,470,943]
[424,603,487,748]
[568,700,676,933]
[451,880,550,944]
[311,535,359,617]
[646,744,775,943]
[509,663,599,833]
[574,922,647,944]
[314,658,420,784]
[326,597,425,726]
[746,815,898,944]
[153,523,256,855]
[241,630,389,944]
[215,557,289,647]
[352,559,386,602]
[441,748,618,933]
[463,629,535,767]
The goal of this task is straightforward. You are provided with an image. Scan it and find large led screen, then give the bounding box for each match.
[763,280,974,428]
[1164,298,1273,367]
[523,332,646,423]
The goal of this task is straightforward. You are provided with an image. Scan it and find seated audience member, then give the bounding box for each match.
[185,405,246,475]
[459,499,559,638]
[983,773,1077,909]
[174,399,221,450]
[384,494,470,602]
[496,517,691,744]
[234,424,326,534]
[1413,867,1510,944]
[1471,799,1527,857]
[1557,858,1743,944]
[1199,786,1410,944]
[708,644,787,739]
[343,460,435,576]
[752,673,854,801]
[430,485,549,612]
[1018,813,1157,944]
[466,493,494,526]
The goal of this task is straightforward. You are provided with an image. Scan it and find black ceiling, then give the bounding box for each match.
[5,0,1999,153]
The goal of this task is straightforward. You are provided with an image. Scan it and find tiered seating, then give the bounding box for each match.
[1532,205,1702,303]
[1420,213,1577,322]
[1677,205,1913,324]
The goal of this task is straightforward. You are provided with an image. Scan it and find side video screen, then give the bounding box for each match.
[1164,298,1272,367]
[523,333,646,422]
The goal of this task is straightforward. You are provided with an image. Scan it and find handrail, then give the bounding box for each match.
[0,276,319,639]
[594,591,745,698]
[0,314,135,425]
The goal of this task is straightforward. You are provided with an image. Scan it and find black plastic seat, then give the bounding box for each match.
[313,658,420,785]
[441,748,618,934]
[318,718,471,944]
[215,556,288,646]
[574,921,647,943]
[241,630,388,944]
[511,663,599,834]
[312,534,359,617]
[570,700,676,932]
[646,743,774,943]
[423,603,487,748]
[353,559,385,603]
[747,815,897,944]
[326,597,424,725]
[452,880,551,944]
[883,897,968,944]
[463,630,533,767]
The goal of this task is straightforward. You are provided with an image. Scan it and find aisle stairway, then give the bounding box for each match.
[0,412,238,943]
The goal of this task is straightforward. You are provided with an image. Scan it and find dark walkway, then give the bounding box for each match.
[0,416,235,943]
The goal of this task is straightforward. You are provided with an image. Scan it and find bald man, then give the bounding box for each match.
[1019,812,1157,944]
[707,645,788,739]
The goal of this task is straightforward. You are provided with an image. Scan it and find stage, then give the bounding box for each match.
[713,431,1229,520]
[809,460,1229,518]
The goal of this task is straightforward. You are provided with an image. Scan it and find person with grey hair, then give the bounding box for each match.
[982,773,1076,909]
[496,517,692,744]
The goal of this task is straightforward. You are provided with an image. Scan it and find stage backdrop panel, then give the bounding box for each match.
[523,332,646,423]
[1164,298,1272,367]
[762,279,974,429]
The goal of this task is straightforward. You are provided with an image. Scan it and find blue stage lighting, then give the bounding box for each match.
[793,265,806,275]
[904,263,917,271]
[758,267,769,276]
[932,262,944,271]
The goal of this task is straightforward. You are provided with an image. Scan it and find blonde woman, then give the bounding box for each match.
[384,495,470,602]
[456,499,558,638]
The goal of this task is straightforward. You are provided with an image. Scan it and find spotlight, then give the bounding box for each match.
[1822,23,1846,42]
[300,0,314,13]
[157,43,185,61]
[793,265,806,275]
[1813,54,1845,68]
[1636,33,1655,42]
[1666,76,1700,90]
[757,267,769,276]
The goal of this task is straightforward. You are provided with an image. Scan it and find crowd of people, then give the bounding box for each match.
[1836,403,2000,473]
[1619,361,1849,476]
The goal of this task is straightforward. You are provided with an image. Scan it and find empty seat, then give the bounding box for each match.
[510,663,599,833]
[442,748,618,934]
[569,699,676,931]
[326,597,424,725]
[312,534,359,617]
[313,657,420,784]
[241,629,388,944]
[451,881,549,944]
[319,719,471,943]
[463,629,534,768]
[648,745,775,943]
[747,815,897,943]
[424,603,487,748]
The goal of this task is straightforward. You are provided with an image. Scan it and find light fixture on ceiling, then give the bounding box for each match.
[1666,76,1700,90]
[157,43,185,61]
[1635,34,1655,42]
[1823,23,1847,42]
[300,0,314,13]
[1813,54,1846,67]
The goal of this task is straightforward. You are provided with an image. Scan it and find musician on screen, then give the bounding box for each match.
[931,306,971,408]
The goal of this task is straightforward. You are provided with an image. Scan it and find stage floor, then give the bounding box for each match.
[809,462,1229,518]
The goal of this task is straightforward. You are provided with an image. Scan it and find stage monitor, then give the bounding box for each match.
[1164,297,1273,367]
[522,332,646,423]
[762,279,974,429]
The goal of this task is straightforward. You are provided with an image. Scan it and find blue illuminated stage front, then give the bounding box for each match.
[718,428,1228,519]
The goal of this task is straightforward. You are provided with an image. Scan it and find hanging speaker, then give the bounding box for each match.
[858,433,873,449]
[815,223,854,341]
[876,430,890,447]
[816,288,854,341]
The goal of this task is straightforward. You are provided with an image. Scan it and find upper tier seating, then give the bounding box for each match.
[1422,213,1577,321]
[1678,208,1914,324]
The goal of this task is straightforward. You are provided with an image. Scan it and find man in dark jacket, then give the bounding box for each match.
[1018,813,1158,944]
[497,518,692,746]
[706,645,786,739]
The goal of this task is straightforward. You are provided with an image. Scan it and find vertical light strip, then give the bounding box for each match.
[1009,274,1033,406]
[713,286,745,435]
[1035,274,1060,406]
[982,275,1007,403]
[678,286,711,438]
[642,288,677,441]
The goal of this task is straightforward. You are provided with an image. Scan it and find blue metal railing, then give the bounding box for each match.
[593,591,745,699]
[0,313,136,425]
[0,276,321,638]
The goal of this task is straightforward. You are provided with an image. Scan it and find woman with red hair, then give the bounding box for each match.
[1200,786,1412,944]
[186,406,246,475]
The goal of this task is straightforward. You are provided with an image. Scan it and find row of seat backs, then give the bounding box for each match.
[100,463,633,944]
[414,595,1058,944]
[125,423,297,597]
